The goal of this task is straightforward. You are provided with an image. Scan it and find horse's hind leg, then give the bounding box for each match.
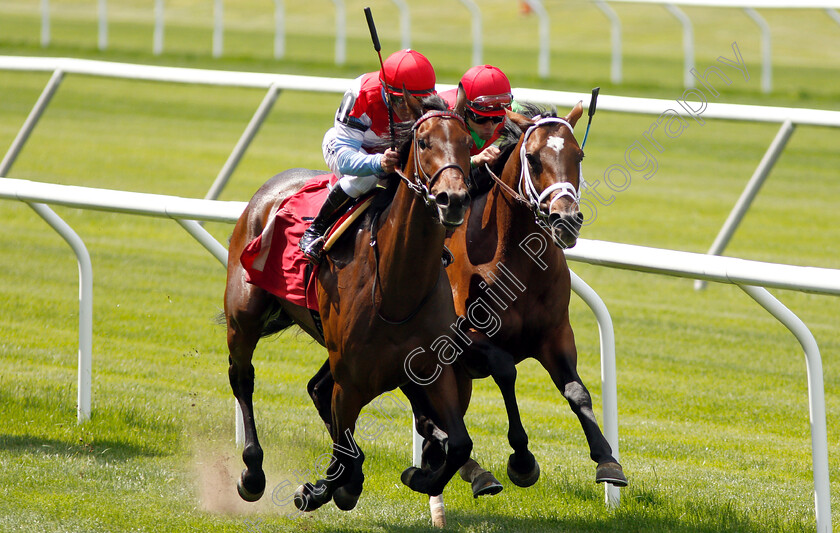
[539,315,627,487]
[225,286,273,501]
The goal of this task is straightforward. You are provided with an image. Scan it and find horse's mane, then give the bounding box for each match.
[497,102,558,152]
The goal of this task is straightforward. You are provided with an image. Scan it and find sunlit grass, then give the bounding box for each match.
[1,2,839,532]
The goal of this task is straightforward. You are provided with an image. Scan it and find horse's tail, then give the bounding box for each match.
[213,301,296,338]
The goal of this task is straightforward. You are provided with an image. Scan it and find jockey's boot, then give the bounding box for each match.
[299,185,352,263]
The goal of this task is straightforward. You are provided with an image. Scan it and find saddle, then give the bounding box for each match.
[240,174,378,311]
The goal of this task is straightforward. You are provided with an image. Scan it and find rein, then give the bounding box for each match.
[486,116,584,226]
[369,109,467,324]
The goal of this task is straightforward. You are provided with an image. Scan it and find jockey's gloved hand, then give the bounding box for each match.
[380,149,400,174]
[470,145,501,168]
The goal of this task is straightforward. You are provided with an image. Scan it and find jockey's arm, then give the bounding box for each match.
[331,135,384,177]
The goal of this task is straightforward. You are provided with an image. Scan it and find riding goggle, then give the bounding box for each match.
[381,80,436,97]
[467,92,513,113]
[467,110,505,125]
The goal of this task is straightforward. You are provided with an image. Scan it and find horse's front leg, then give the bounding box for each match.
[294,381,366,512]
[399,367,473,497]
[307,358,334,433]
[539,315,627,487]
[470,339,540,487]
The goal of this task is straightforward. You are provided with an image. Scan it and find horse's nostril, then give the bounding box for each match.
[435,192,450,207]
[453,192,470,209]
[549,212,583,233]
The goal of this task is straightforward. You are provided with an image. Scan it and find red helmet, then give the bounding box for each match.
[379,49,436,97]
[460,65,512,117]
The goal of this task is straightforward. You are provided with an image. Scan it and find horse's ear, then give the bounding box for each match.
[505,108,534,131]
[454,84,467,117]
[402,85,424,121]
[565,101,584,128]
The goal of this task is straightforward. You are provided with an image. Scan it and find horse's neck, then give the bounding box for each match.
[488,141,560,270]
[375,181,444,308]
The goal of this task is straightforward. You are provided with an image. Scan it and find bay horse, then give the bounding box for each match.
[224,91,477,512]
[445,101,627,494]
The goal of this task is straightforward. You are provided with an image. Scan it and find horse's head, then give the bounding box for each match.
[506,102,585,248]
[398,90,472,228]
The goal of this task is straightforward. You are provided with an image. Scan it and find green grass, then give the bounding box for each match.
[1,1,839,532]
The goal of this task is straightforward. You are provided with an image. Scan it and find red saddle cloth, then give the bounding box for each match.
[240,174,335,311]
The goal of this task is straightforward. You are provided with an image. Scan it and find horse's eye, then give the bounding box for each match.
[525,153,537,167]
[525,153,542,175]
[418,139,428,150]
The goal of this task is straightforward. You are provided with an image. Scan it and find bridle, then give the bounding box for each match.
[370,109,470,325]
[393,110,471,209]
[488,116,584,228]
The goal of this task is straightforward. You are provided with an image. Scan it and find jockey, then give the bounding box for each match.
[299,49,437,262]
[440,64,513,171]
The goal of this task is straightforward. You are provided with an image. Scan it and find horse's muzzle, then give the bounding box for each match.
[548,211,583,248]
[436,191,471,228]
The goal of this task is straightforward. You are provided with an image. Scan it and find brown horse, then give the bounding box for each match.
[224,92,477,512]
[445,101,627,494]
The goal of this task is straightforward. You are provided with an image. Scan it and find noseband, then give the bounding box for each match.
[395,110,470,208]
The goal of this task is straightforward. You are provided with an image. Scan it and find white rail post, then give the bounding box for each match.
[235,400,245,446]
[175,219,228,265]
[332,0,346,66]
[457,0,482,67]
[41,0,50,47]
[28,203,94,424]
[827,8,840,27]
[98,0,108,51]
[390,0,411,50]
[744,8,772,94]
[204,84,282,201]
[664,4,694,89]
[523,0,550,79]
[570,270,621,507]
[153,0,164,56]
[695,120,795,290]
[594,0,622,84]
[0,69,65,175]
[738,285,831,533]
[274,0,285,59]
[213,0,223,58]
[0,69,93,422]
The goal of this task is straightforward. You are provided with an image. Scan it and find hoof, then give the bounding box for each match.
[507,452,540,488]
[596,462,628,487]
[333,486,361,511]
[236,469,265,502]
[471,470,504,498]
[401,466,428,494]
[459,459,503,497]
[293,483,330,512]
